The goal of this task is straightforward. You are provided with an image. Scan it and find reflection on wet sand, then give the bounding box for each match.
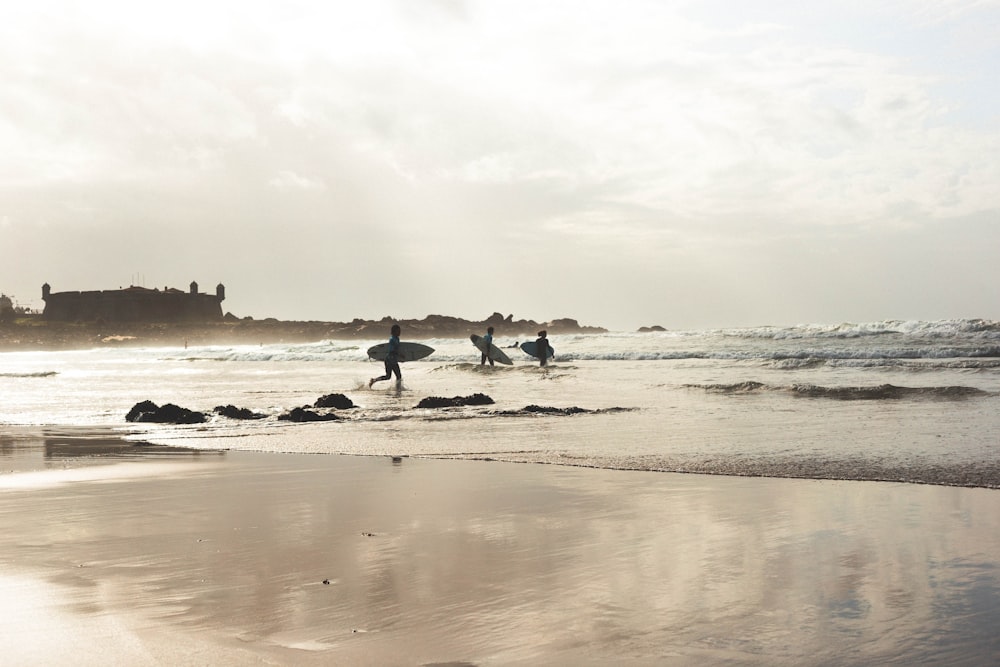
[0,426,222,475]
[1,439,999,665]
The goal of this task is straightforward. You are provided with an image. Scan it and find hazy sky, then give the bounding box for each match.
[3,0,998,330]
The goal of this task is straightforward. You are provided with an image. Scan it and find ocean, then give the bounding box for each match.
[3,318,999,488]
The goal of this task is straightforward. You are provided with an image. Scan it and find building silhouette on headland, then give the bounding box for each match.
[42,282,225,322]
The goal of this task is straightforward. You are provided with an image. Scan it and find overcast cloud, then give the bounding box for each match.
[2,0,998,330]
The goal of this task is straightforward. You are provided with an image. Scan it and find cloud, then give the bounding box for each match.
[268,170,327,192]
[1,0,998,327]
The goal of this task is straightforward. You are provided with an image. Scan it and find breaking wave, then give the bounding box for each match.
[717,318,1000,340]
[557,346,1000,362]
[122,319,1000,366]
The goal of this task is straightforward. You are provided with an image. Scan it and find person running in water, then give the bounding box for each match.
[480,326,496,367]
[370,324,402,387]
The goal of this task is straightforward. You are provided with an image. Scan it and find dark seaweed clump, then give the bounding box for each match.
[416,393,495,409]
[789,383,988,400]
[686,381,767,393]
[497,405,635,416]
[523,405,588,415]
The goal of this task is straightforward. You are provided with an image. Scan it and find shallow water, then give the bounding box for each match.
[2,321,1000,487]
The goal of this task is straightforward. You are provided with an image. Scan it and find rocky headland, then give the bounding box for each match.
[0,312,608,351]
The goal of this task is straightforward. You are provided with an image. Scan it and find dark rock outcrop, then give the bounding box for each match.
[1,311,608,351]
[314,393,355,409]
[126,400,206,424]
[278,407,340,422]
[415,393,495,409]
[523,404,588,415]
[214,404,267,420]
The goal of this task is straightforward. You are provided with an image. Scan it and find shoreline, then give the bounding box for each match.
[3,427,999,665]
[0,313,609,351]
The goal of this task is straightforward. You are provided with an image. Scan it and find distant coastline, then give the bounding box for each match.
[0,312,610,351]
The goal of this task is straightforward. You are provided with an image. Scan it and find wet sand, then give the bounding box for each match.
[2,429,999,666]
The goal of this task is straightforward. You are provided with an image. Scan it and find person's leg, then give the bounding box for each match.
[370,359,393,387]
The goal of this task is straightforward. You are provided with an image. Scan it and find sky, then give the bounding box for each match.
[2,0,998,331]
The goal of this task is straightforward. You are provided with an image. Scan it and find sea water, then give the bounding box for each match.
[2,319,999,488]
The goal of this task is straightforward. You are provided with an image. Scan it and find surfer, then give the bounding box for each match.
[480,326,496,367]
[535,330,551,367]
[369,324,402,388]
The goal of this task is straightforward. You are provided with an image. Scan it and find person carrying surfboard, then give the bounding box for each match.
[480,326,496,367]
[370,324,403,388]
[535,330,552,367]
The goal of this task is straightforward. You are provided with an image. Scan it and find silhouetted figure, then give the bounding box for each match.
[370,324,403,387]
[481,326,495,367]
[535,330,552,367]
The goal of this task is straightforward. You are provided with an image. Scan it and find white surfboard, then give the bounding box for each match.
[470,334,513,365]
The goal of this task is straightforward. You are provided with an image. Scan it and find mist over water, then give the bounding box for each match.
[3,320,999,488]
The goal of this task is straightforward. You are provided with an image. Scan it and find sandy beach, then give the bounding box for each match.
[1,428,998,666]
